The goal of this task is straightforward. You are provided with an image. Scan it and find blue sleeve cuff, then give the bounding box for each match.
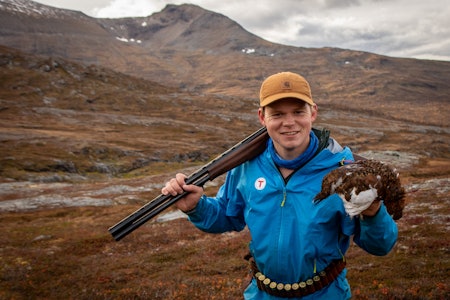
[186,194,207,222]
[360,202,387,224]
[357,202,398,256]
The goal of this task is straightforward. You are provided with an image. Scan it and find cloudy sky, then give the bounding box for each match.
[33,0,449,61]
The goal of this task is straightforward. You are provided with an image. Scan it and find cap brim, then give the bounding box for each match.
[260,92,314,107]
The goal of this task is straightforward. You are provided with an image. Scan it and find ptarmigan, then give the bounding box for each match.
[314,159,405,220]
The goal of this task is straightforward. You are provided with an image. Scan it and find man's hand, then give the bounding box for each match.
[361,200,381,217]
[161,173,204,213]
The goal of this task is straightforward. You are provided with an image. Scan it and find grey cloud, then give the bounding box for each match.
[323,0,361,9]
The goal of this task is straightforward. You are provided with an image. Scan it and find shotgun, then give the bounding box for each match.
[108,127,269,241]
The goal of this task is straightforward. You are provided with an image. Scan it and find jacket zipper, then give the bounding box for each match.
[281,188,287,207]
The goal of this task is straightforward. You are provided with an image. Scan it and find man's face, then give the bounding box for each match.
[258,98,317,160]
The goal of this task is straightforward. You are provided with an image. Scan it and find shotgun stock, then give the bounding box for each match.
[108,127,269,241]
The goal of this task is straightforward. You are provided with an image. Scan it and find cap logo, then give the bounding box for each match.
[282,81,292,90]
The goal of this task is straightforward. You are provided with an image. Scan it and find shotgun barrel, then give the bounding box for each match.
[108,127,269,241]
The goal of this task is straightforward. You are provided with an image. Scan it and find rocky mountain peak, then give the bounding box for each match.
[0,0,89,19]
[96,3,257,52]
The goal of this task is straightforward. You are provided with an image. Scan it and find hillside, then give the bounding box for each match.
[0,43,449,300]
[0,45,259,182]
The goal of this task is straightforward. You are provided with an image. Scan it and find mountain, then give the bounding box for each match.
[1,1,449,109]
[2,1,449,128]
[0,0,449,183]
[0,1,272,88]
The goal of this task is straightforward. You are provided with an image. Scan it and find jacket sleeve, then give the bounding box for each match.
[352,203,398,256]
[185,171,247,233]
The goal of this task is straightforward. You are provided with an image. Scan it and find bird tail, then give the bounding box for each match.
[313,192,326,204]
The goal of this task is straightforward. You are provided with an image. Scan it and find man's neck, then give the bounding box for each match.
[279,167,295,179]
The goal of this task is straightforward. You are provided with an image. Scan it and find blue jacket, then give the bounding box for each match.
[188,136,398,299]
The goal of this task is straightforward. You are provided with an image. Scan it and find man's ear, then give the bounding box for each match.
[311,104,318,122]
[258,107,265,126]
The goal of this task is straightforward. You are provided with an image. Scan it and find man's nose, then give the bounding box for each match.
[282,113,296,125]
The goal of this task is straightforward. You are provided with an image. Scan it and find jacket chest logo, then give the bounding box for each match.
[254,177,266,190]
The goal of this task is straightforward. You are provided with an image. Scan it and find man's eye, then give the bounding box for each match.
[294,110,307,116]
[271,113,282,118]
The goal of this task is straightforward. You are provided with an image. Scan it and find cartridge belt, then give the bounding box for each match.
[247,256,346,298]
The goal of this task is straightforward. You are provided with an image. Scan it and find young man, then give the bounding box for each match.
[162,72,398,299]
